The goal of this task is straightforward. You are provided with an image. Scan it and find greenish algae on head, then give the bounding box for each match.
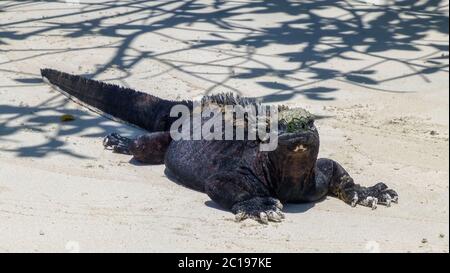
[278,107,315,133]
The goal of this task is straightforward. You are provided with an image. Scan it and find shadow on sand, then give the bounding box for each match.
[0,0,448,159]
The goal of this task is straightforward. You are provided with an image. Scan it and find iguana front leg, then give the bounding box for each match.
[103,131,171,164]
[316,158,398,209]
[205,173,284,224]
[103,133,133,154]
[231,197,284,224]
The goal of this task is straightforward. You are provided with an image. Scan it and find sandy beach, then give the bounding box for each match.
[0,0,448,252]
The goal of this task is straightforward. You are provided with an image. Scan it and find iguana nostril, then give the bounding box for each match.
[293,144,307,152]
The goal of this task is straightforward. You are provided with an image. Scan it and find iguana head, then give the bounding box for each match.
[268,107,320,202]
[275,107,318,159]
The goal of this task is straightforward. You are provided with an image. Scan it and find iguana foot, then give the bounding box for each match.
[346,181,398,209]
[103,133,133,154]
[231,197,284,224]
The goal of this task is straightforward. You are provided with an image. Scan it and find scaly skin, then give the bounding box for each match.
[104,123,398,223]
[43,69,398,224]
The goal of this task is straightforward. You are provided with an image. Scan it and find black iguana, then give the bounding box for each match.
[41,68,398,223]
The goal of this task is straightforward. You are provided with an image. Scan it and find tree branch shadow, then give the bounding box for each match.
[0,0,448,158]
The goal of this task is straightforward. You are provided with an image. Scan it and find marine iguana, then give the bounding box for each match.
[41,68,398,224]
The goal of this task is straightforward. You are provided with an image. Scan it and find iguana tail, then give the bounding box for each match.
[41,68,190,132]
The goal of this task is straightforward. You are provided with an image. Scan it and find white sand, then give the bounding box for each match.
[0,0,448,252]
